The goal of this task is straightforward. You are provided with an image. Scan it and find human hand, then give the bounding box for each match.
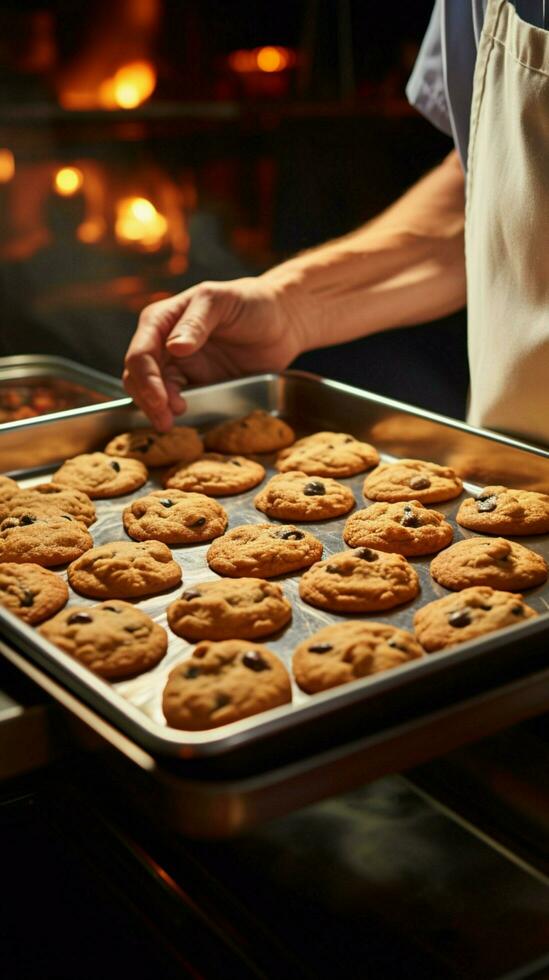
[123,275,306,431]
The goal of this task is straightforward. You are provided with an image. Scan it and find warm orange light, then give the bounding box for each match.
[256,46,288,72]
[99,61,156,109]
[228,49,256,73]
[115,196,167,249]
[53,166,84,196]
[77,218,105,243]
[0,149,15,183]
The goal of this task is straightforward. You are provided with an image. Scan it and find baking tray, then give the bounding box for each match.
[1,371,549,782]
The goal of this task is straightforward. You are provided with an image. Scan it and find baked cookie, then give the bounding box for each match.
[204,409,295,454]
[299,547,419,612]
[363,459,463,503]
[456,486,549,536]
[53,452,147,499]
[0,562,68,625]
[0,475,19,509]
[68,540,182,598]
[105,426,203,467]
[343,500,453,556]
[207,523,323,578]
[254,471,355,522]
[1,483,96,526]
[165,453,265,497]
[123,490,227,545]
[167,578,292,641]
[276,431,379,478]
[162,639,291,730]
[293,621,424,694]
[430,537,548,592]
[0,513,93,567]
[413,586,537,652]
[40,600,168,679]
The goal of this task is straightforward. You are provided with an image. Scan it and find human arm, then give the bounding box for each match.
[123,150,466,430]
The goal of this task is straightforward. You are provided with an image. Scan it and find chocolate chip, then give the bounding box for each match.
[479,603,492,611]
[20,589,35,607]
[67,612,93,625]
[110,461,121,472]
[103,605,122,613]
[355,547,377,561]
[308,642,333,653]
[511,605,524,616]
[19,515,35,526]
[182,590,201,601]
[185,665,201,679]
[387,639,407,651]
[242,650,270,672]
[159,498,174,508]
[61,515,73,521]
[409,476,431,490]
[214,692,230,709]
[188,516,206,528]
[326,564,341,574]
[133,436,154,452]
[401,505,421,528]
[303,481,326,496]
[124,625,140,633]
[343,437,354,444]
[230,459,242,466]
[476,494,498,513]
[239,420,248,428]
[448,608,472,628]
[279,529,304,540]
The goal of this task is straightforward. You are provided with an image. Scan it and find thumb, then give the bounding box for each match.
[165,287,221,356]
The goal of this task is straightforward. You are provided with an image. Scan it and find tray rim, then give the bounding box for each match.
[1,370,549,763]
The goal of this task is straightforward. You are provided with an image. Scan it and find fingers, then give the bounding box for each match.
[122,364,174,432]
[165,285,225,356]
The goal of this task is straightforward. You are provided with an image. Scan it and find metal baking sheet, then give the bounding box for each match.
[1,371,549,770]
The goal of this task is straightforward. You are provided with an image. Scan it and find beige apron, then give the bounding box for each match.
[466,0,549,446]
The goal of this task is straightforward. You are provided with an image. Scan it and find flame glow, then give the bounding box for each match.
[229,46,293,74]
[115,196,167,249]
[99,61,156,109]
[54,166,84,196]
[0,149,15,183]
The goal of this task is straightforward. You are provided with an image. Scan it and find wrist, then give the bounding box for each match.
[260,260,321,357]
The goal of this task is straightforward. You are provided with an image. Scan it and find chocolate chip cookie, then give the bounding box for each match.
[0,513,93,567]
[40,600,168,679]
[162,639,292,730]
[254,471,355,521]
[165,453,265,496]
[299,547,419,612]
[293,621,424,694]
[276,431,379,478]
[68,540,182,598]
[105,426,203,467]
[430,537,548,591]
[207,523,323,578]
[1,483,96,526]
[167,578,292,641]
[456,486,549,536]
[413,586,537,652]
[363,459,463,503]
[53,452,148,498]
[0,475,19,509]
[0,562,68,625]
[204,409,295,454]
[123,490,228,545]
[343,500,453,556]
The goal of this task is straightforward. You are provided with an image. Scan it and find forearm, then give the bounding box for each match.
[264,150,466,352]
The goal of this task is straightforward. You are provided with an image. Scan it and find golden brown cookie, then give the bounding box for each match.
[67,540,182,598]
[456,486,549,536]
[164,453,265,496]
[0,562,69,625]
[207,523,323,578]
[204,409,295,454]
[1,483,96,526]
[343,500,453,556]
[363,459,463,503]
[40,600,168,679]
[53,452,147,499]
[413,586,537,652]
[167,578,292,641]
[430,537,548,591]
[293,621,424,694]
[162,639,292,730]
[123,490,227,545]
[276,431,379,478]
[0,475,19,510]
[0,513,93,567]
[299,547,419,612]
[104,426,203,467]
[254,471,355,522]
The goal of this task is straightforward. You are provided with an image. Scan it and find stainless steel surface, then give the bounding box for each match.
[1,372,549,773]
[0,354,124,396]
